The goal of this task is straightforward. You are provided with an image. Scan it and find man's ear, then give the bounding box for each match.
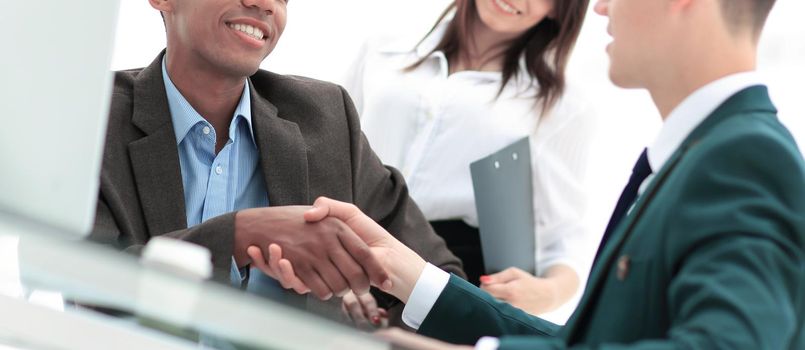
[148,0,172,13]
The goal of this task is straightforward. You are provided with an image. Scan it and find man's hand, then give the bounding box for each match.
[303,197,427,303]
[247,244,310,295]
[250,244,390,330]
[258,198,427,303]
[233,206,389,299]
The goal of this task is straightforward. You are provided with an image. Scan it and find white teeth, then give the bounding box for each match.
[494,0,520,15]
[228,23,265,41]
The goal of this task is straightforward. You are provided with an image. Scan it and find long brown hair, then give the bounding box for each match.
[409,0,589,113]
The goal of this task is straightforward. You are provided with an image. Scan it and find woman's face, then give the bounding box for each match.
[475,0,555,35]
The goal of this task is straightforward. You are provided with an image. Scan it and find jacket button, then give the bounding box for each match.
[617,255,630,281]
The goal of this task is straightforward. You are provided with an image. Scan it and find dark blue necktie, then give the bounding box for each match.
[593,149,652,265]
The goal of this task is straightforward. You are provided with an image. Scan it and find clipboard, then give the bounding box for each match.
[470,137,536,275]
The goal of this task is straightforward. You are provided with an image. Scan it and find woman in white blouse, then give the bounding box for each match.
[341,0,596,324]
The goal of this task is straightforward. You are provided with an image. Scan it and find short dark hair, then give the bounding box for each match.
[719,0,776,35]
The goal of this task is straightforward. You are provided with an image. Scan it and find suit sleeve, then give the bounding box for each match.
[498,127,805,349]
[418,275,562,345]
[90,192,237,284]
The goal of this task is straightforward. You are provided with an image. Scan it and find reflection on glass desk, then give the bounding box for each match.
[0,211,389,350]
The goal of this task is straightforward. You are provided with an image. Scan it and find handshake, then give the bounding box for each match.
[233,197,426,304]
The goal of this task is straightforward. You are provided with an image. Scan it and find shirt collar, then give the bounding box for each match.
[647,71,764,171]
[161,57,256,146]
[380,18,535,89]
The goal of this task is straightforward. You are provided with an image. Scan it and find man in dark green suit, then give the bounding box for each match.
[262,0,805,348]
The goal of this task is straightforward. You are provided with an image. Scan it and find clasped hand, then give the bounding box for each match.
[245,199,471,350]
[233,205,393,300]
[245,198,427,304]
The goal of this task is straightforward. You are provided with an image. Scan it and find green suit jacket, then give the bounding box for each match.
[418,86,805,349]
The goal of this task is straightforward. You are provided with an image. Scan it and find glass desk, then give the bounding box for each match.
[0,211,390,350]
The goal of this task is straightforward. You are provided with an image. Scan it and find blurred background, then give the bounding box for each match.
[110,0,805,273]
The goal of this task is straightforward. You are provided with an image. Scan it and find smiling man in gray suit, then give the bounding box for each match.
[89,0,462,323]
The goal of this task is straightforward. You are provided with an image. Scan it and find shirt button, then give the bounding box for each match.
[215,166,223,175]
[202,126,211,135]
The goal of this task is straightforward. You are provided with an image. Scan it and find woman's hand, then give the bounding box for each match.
[341,290,388,329]
[480,265,578,315]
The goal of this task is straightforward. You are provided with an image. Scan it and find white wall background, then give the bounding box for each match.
[112,0,805,266]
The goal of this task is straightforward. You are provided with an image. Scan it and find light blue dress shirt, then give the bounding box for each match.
[161,59,270,287]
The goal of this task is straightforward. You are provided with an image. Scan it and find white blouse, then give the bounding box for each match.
[342,23,597,278]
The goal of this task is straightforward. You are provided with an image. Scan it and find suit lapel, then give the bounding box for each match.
[128,53,188,235]
[125,53,315,235]
[563,85,776,341]
[562,147,687,340]
[249,82,310,206]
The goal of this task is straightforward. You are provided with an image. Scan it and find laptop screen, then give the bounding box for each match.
[0,1,120,237]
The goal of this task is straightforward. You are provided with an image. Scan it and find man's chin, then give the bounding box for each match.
[225,61,262,78]
[608,70,641,90]
[217,48,272,77]
[244,66,261,77]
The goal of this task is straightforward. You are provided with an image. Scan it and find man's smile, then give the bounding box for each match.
[225,18,270,48]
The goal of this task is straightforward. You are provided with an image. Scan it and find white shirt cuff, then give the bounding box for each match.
[401,263,450,329]
[475,337,500,350]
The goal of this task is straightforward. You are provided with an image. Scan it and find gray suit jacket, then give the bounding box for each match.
[89,52,463,321]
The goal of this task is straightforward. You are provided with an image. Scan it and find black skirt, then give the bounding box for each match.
[430,220,486,286]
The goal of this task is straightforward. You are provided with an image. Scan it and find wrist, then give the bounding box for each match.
[541,278,562,311]
[543,264,580,308]
[387,242,427,303]
[232,210,254,267]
